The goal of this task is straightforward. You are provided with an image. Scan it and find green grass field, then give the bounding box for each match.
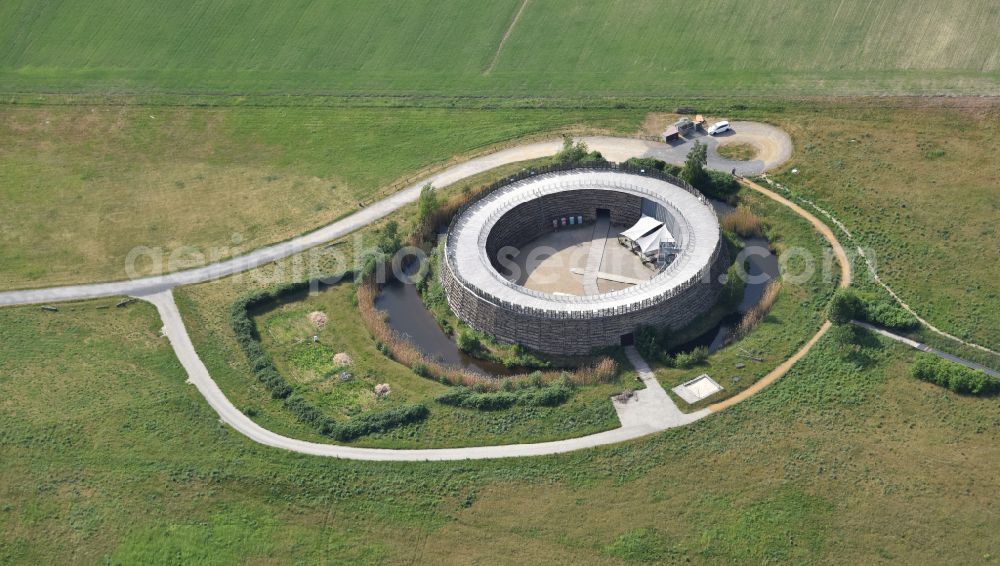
[2,297,997,564]
[764,104,1000,348]
[0,106,638,288]
[2,0,998,98]
[2,2,999,563]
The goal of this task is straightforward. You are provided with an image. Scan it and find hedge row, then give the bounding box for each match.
[911,353,999,396]
[230,282,429,439]
[329,403,429,441]
[436,383,573,410]
[230,283,311,400]
[828,289,918,331]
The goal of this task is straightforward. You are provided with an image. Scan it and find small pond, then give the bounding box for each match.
[374,263,514,375]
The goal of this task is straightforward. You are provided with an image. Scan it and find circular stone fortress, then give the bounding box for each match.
[441,167,728,355]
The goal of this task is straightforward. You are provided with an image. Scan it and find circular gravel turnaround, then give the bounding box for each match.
[442,168,726,355]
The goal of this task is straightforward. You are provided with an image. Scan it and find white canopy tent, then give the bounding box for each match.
[619,215,663,243]
[635,228,664,256]
[619,215,679,265]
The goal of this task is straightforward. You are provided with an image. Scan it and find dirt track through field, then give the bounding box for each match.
[484,0,529,74]
[708,178,851,412]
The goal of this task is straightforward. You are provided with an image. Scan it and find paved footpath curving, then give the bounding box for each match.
[4,127,842,462]
[143,288,707,461]
[0,128,791,307]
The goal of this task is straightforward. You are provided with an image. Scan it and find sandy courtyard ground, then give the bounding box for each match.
[501,224,653,295]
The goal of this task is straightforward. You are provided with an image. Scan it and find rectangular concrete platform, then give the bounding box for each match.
[672,374,724,404]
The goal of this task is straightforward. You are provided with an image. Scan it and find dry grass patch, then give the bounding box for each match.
[720,204,765,238]
[717,142,759,161]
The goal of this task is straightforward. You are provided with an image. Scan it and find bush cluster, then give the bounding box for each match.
[700,170,741,201]
[436,382,573,410]
[230,283,312,399]
[329,404,430,441]
[623,157,681,177]
[863,298,918,330]
[828,289,918,331]
[635,325,672,364]
[911,353,998,396]
[674,346,709,369]
[679,142,740,201]
[635,325,710,369]
[230,281,429,440]
[556,135,607,166]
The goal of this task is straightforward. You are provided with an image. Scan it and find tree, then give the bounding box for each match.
[456,329,482,353]
[377,220,402,255]
[417,183,440,225]
[555,135,607,165]
[681,141,709,189]
[828,289,864,324]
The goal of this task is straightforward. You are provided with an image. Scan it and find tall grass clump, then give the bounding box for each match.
[731,281,782,342]
[721,205,765,238]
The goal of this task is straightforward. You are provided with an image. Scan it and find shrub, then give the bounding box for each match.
[329,404,430,441]
[636,325,671,363]
[702,169,741,201]
[675,346,709,369]
[525,383,573,407]
[863,298,919,331]
[284,394,333,431]
[411,361,431,377]
[911,354,998,395]
[623,157,680,176]
[436,382,574,410]
[828,289,864,324]
[456,329,482,353]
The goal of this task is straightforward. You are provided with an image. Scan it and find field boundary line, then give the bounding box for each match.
[484,0,529,75]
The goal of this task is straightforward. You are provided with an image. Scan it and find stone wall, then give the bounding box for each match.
[441,245,729,356]
[484,189,644,266]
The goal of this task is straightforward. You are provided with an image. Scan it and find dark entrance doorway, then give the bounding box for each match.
[596,208,611,220]
[620,332,634,346]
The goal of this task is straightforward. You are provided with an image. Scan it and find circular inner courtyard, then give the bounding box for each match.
[441,168,728,355]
